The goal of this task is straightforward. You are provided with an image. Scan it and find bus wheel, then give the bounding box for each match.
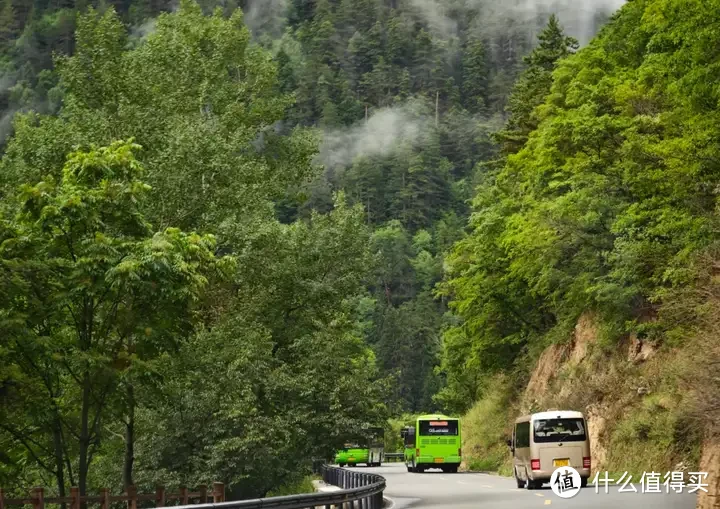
[524,470,536,489]
[514,468,525,488]
[338,463,345,467]
[406,463,412,472]
[449,465,459,473]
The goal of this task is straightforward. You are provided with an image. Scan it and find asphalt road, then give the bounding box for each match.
[344,463,698,509]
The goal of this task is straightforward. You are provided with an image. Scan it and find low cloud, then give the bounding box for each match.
[130,18,157,41]
[243,0,288,38]
[318,107,427,169]
[408,0,627,44]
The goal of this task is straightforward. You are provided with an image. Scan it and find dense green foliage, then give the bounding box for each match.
[7,0,717,499]
[440,0,720,413]
[0,1,387,498]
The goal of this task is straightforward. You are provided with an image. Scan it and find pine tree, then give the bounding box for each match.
[461,37,489,114]
[494,14,578,156]
[0,0,17,43]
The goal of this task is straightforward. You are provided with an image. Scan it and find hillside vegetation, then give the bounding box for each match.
[0,0,718,506]
[444,1,720,503]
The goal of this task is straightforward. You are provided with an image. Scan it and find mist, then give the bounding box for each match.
[130,19,157,41]
[410,0,626,45]
[318,107,427,169]
[243,0,288,38]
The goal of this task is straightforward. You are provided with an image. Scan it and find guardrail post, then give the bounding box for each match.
[70,487,79,509]
[199,485,207,504]
[100,488,110,509]
[0,488,5,509]
[179,487,188,506]
[127,484,137,509]
[156,486,166,507]
[212,482,224,503]
[32,488,44,509]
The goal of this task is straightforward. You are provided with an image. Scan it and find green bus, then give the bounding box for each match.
[401,414,461,473]
[335,427,385,467]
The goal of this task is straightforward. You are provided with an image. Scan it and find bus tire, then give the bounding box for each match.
[514,468,525,489]
[406,464,412,472]
[525,470,537,489]
[449,465,459,473]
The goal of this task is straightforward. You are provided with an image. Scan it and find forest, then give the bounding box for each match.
[1,0,719,503]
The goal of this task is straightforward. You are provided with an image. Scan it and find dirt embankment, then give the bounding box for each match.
[697,438,720,509]
[463,307,718,509]
[521,311,718,508]
[521,313,619,470]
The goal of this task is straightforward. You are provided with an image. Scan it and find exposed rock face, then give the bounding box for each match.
[585,404,608,472]
[697,437,720,509]
[627,333,658,364]
[524,343,565,409]
[524,313,601,408]
[570,313,599,365]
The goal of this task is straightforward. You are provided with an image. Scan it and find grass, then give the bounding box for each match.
[461,374,515,476]
[264,475,320,497]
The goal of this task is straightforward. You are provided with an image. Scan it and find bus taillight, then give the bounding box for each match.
[458,448,462,457]
[583,457,591,469]
[416,448,420,457]
[531,459,540,471]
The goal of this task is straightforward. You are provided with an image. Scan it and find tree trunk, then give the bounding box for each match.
[123,384,135,488]
[52,416,67,509]
[78,372,91,501]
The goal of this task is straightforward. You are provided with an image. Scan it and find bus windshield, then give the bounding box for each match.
[419,420,459,436]
[533,418,586,443]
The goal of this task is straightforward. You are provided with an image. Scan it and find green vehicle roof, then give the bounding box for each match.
[416,414,458,421]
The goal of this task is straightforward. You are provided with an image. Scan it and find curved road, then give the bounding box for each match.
[345,463,697,509]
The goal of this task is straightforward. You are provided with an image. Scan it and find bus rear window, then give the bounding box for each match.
[419,420,459,436]
[533,418,586,443]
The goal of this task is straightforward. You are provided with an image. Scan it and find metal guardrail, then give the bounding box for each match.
[167,465,385,509]
[382,453,403,462]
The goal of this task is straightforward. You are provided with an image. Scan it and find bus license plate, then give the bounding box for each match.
[348,458,355,462]
[553,459,569,467]
[434,458,444,463]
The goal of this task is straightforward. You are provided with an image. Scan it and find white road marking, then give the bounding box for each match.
[535,493,545,497]
[481,484,493,488]
[544,500,552,505]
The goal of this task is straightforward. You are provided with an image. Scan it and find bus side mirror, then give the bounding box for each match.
[505,439,512,448]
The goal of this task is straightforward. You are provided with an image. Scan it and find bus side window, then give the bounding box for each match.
[515,422,530,448]
[404,428,416,447]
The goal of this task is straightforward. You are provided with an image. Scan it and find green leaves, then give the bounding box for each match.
[2,1,316,233]
[439,0,720,412]
[0,141,224,494]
